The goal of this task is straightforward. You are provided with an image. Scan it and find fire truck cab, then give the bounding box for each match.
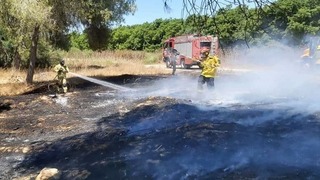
[162,34,219,69]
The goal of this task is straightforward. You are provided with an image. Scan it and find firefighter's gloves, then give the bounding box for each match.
[196,60,202,65]
[59,67,66,73]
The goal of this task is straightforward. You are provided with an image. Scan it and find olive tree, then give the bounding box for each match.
[0,0,136,84]
[48,0,136,51]
[1,0,52,84]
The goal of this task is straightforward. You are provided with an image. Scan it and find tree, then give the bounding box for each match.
[108,0,320,52]
[286,1,320,40]
[164,0,273,33]
[4,0,52,84]
[70,32,90,50]
[163,0,320,47]
[0,0,136,84]
[48,0,136,52]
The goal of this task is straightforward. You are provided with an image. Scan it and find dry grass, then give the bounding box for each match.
[0,50,169,96]
[62,50,168,78]
[0,83,34,96]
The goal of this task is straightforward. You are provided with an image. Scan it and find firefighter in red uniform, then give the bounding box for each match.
[197,47,220,90]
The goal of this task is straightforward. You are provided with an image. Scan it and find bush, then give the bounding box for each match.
[144,52,161,64]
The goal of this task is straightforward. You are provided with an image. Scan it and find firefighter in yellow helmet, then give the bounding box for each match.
[54,59,69,93]
[197,47,220,90]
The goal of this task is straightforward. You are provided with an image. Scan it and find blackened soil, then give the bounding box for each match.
[1,74,320,180]
[0,74,168,179]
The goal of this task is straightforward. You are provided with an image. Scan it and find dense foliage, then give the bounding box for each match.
[0,0,135,83]
[70,0,320,52]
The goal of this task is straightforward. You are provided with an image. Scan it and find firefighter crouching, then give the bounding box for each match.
[196,47,220,90]
[54,59,69,93]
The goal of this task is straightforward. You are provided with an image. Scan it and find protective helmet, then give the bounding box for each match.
[200,47,210,58]
[60,59,65,65]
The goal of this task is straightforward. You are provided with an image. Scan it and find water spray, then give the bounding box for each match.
[70,72,134,91]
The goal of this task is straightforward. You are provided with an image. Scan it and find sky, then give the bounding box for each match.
[122,0,185,26]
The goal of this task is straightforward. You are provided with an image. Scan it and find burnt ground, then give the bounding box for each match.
[1,73,320,179]
[0,74,169,179]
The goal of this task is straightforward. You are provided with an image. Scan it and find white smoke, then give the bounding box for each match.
[54,96,68,106]
[109,45,320,179]
[121,45,320,114]
[217,45,320,112]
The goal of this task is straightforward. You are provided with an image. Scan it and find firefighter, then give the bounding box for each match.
[54,59,69,93]
[197,47,220,91]
[170,49,179,75]
[301,44,320,67]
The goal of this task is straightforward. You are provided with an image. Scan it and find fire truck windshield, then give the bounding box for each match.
[163,42,173,48]
[200,42,211,48]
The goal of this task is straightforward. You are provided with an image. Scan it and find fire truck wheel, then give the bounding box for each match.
[181,60,185,68]
[181,60,191,69]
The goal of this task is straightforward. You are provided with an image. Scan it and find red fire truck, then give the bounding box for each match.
[162,34,219,69]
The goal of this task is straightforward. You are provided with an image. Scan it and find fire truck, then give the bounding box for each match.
[162,34,219,69]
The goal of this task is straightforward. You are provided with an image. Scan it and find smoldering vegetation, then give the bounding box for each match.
[7,46,320,179]
[14,95,320,179]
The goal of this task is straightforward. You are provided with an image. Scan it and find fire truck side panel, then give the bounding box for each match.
[212,37,219,55]
[192,40,201,59]
[174,42,192,64]
[162,34,219,68]
[176,42,193,57]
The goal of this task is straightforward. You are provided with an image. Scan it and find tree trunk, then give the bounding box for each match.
[26,25,40,84]
[13,47,21,70]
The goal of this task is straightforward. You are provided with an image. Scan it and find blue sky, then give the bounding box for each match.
[122,0,185,26]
